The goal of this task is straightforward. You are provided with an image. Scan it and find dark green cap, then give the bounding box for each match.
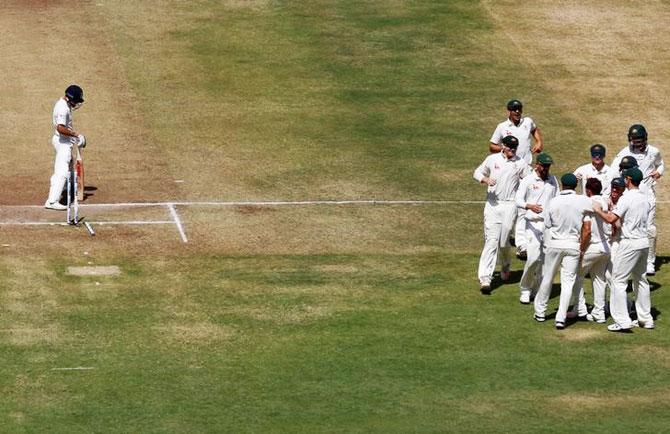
[501,135,519,149]
[590,144,606,158]
[619,156,638,170]
[628,124,647,140]
[622,167,643,184]
[507,99,523,111]
[536,153,553,165]
[561,173,578,188]
[611,177,626,189]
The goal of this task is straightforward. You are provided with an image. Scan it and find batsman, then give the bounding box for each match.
[45,84,86,210]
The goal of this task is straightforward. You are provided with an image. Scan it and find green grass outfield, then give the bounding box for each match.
[2,1,670,432]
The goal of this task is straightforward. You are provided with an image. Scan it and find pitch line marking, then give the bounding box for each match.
[7,199,670,207]
[1,199,485,209]
[0,220,173,226]
[167,203,188,243]
[51,367,95,371]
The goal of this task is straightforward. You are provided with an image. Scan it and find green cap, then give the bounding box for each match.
[622,167,643,184]
[561,173,578,187]
[611,177,626,189]
[619,156,638,170]
[501,135,519,149]
[536,153,553,165]
[507,99,523,111]
[590,144,606,158]
[628,124,647,140]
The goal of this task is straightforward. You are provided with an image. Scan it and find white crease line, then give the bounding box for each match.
[0,222,71,226]
[0,221,173,226]
[1,199,485,208]
[8,199,670,207]
[89,221,173,225]
[175,200,485,206]
[51,367,95,371]
[167,203,188,243]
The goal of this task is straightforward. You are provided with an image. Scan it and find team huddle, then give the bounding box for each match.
[474,99,663,332]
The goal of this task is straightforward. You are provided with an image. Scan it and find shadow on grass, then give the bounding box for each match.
[651,307,662,321]
[655,255,670,271]
[486,271,561,302]
[649,280,662,292]
[489,269,522,291]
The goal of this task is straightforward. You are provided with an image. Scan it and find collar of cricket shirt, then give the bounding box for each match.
[505,117,524,127]
[591,163,607,173]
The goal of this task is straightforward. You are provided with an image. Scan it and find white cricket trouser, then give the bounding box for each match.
[519,219,544,293]
[610,240,651,328]
[47,136,72,204]
[478,201,516,284]
[647,196,657,269]
[534,247,581,322]
[514,209,527,251]
[605,240,620,287]
[573,245,610,318]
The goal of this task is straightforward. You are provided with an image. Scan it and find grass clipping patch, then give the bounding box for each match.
[153,322,235,346]
[550,392,661,412]
[67,266,121,276]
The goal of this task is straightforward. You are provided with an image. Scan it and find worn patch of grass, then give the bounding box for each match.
[0,253,669,432]
[94,0,589,203]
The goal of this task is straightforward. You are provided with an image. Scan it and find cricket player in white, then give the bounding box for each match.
[515,153,558,304]
[45,85,86,210]
[574,144,611,196]
[592,168,654,332]
[590,177,626,323]
[490,99,544,260]
[474,135,529,294]
[533,174,593,329]
[570,178,610,322]
[610,124,663,275]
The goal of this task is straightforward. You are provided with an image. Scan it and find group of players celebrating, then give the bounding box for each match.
[474,99,663,332]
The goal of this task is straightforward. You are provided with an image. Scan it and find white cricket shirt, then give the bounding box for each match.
[544,190,593,250]
[473,152,528,203]
[53,98,72,143]
[612,188,650,248]
[585,195,609,252]
[574,163,611,195]
[515,170,558,221]
[610,145,664,194]
[490,117,537,165]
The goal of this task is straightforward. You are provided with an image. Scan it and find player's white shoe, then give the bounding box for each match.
[607,323,632,333]
[586,313,606,324]
[519,290,531,304]
[44,201,67,211]
[632,319,655,329]
[646,264,656,276]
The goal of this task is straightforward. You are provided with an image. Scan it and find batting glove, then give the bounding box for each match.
[77,134,86,148]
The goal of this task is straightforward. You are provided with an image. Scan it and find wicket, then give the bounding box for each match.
[66,161,79,225]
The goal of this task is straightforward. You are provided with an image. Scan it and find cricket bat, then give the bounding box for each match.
[74,144,84,201]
